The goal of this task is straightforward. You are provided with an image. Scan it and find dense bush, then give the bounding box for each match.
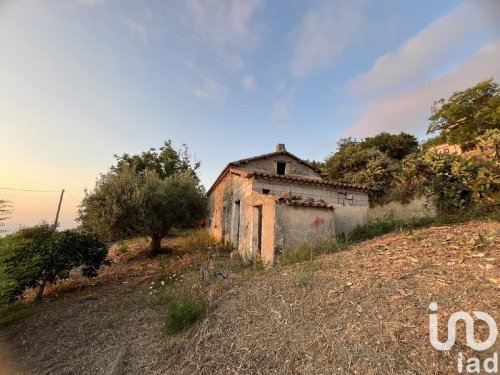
[399,148,499,212]
[0,223,108,302]
[324,133,418,201]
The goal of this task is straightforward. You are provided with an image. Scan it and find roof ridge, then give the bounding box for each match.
[230,150,321,174]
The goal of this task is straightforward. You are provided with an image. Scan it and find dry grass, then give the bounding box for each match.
[163,222,499,375]
[1,223,498,374]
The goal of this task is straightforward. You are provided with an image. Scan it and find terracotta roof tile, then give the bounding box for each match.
[276,196,334,209]
[249,171,374,192]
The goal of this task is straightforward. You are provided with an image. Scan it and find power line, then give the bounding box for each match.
[0,187,60,193]
[65,190,82,203]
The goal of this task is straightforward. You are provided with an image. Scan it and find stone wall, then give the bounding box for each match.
[368,196,436,223]
[252,179,369,206]
[238,154,322,179]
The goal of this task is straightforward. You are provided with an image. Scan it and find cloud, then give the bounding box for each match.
[348,0,500,94]
[272,97,291,121]
[241,74,256,91]
[185,0,264,48]
[272,99,290,120]
[289,0,366,78]
[229,54,245,71]
[345,41,500,138]
[74,0,104,6]
[194,77,230,103]
[123,19,149,46]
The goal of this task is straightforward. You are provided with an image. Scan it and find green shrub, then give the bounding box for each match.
[0,223,108,302]
[399,148,499,213]
[165,298,205,334]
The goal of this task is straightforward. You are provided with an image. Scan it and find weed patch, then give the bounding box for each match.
[177,230,232,254]
[0,302,33,329]
[165,298,205,334]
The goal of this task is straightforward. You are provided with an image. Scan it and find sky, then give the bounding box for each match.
[1,0,499,233]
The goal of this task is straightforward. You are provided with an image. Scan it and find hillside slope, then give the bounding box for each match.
[163,221,499,374]
[1,221,499,375]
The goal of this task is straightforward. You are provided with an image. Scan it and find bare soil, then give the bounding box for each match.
[1,221,499,375]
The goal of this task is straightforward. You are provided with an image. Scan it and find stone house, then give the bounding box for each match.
[207,144,372,263]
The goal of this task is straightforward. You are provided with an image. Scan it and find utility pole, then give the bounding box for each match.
[53,189,65,230]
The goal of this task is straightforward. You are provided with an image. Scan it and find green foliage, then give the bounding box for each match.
[400,149,499,212]
[0,223,108,302]
[113,140,200,180]
[362,132,419,160]
[477,128,500,162]
[325,144,399,193]
[165,298,205,334]
[294,267,313,287]
[293,261,322,287]
[79,141,206,254]
[115,242,128,254]
[341,218,419,243]
[279,238,339,265]
[428,79,500,149]
[141,171,206,252]
[0,302,33,329]
[178,230,232,254]
[324,132,416,196]
[79,167,206,253]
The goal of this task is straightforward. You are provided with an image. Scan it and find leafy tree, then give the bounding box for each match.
[362,132,418,160]
[0,223,107,303]
[427,79,500,149]
[325,132,418,194]
[78,167,206,254]
[336,137,359,152]
[113,140,200,180]
[325,144,399,193]
[477,128,500,162]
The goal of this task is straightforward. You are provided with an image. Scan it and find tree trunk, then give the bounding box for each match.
[150,234,163,255]
[35,280,46,303]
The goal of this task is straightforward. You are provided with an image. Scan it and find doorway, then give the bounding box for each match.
[252,205,263,260]
[233,200,241,248]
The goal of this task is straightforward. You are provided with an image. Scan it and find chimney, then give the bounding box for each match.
[276,143,286,152]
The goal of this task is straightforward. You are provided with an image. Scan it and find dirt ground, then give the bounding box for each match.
[1,221,499,374]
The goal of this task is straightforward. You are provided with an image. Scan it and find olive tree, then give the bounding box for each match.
[78,167,206,254]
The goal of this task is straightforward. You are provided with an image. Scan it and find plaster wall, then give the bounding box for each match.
[275,205,335,251]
